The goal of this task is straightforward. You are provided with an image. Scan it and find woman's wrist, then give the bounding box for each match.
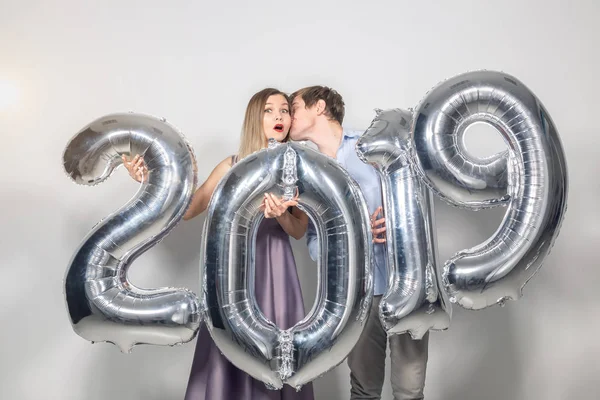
[275,210,291,223]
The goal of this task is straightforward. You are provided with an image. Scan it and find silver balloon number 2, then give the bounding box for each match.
[201,141,373,390]
[63,113,201,352]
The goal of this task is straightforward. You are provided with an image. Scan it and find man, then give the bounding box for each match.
[289,86,429,400]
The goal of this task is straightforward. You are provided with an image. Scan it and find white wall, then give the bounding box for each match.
[1,1,598,399]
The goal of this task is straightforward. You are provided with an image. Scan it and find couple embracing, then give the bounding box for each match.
[123,86,429,400]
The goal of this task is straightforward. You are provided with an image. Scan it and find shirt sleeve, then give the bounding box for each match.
[306,220,318,261]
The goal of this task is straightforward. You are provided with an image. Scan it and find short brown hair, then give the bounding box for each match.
[291,86,345,125]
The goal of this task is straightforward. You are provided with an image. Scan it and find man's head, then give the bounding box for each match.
[289,86,345,140]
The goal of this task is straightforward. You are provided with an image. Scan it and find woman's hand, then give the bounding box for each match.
[122,154,148,183]
[261,192,299,219]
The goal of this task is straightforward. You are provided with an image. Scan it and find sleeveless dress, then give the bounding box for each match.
[184,156,314,400]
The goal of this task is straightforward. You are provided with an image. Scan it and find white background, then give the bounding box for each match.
[1,1,598,399]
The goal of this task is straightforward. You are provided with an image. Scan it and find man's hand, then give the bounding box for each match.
[371,206,386,243]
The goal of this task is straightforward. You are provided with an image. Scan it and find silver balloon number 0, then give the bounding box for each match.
[201,141,373,390]
[63,113,200,352]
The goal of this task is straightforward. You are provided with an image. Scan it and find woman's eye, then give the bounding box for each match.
[264,108,272,113]
[282,109,289,114]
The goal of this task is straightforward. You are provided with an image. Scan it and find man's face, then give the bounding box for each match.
[290,96,316,140]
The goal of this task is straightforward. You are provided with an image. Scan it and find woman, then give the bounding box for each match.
[123,88,314,400]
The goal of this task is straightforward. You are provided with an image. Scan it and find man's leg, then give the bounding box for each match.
[348,296,388,399]
[389,331,429,400]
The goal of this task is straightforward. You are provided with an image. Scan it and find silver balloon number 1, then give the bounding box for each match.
[62,113,201,352]
[356,109,451,339]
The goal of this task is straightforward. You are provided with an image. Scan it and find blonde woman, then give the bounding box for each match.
[123,88,314,400]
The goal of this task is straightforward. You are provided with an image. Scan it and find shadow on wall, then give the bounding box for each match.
[64,192,199,400]
[428,199,522,400]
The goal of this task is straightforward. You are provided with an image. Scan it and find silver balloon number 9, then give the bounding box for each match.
[63,113,200,352]
[201,141,373,390]
[412,70,568,309]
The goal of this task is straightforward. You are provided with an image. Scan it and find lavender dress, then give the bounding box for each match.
[184,156,314,400]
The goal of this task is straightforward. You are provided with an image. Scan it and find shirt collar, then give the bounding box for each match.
[342,128,361,140]
[336,128,360,162]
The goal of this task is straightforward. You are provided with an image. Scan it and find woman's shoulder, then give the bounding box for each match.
[219,154,238,167]
[205,156,235,180]
[214,155,236,168]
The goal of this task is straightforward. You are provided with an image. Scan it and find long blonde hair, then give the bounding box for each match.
[237,88,291,160]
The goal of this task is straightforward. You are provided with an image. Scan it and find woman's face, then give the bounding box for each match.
[262,94,291,142]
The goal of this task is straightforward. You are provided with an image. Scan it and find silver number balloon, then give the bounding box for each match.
[63,112,201,352]
[356,108,451,339]
[412,70,568,309]
[201,141,373,389]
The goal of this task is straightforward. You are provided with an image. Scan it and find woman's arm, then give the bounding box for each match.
[278,206,309,240]
[263,193,308,240]
[183,157,232,221]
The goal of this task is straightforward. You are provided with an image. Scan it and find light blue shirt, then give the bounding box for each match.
[306,129,388,296]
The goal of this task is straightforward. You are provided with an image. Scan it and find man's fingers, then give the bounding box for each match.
[373,226,386,235]
[373,217,385,227]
